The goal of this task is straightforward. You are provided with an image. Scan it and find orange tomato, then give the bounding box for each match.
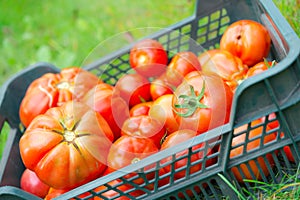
[220,19,271,66]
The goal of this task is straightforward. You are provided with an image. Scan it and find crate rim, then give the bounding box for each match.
[0,0,299,199]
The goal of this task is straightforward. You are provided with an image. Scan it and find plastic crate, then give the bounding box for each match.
[1,0,299,199]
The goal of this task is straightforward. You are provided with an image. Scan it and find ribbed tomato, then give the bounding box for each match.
[19,101,114,189]
[19,67,100,127]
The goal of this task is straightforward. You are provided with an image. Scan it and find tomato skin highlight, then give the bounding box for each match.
[19,101,114,190]
[129,101,153,117]
[220,19,271,66]
[129,39,168,78]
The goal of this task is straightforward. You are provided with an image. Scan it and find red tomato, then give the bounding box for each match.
[198,49,248,92]
[230,119,276,182]
[83,83,130,140]
[20,168,50,198]
[150,72,174,101]
[19,67,100,127]
[245,60,276,78]
[114,73,151,108]
[44,187,90,200]
[94,178,145,200]
[44,188,68,200]
[166,51,202,87]
[173,72,233,134]
[129,101,153,117]
[220,19,271,66]
[107,135,158,188]
[260,112,279,133]
[283,145,295,163]
[19,101,114,189]
[129,39,168,77]
[260,113,294,162]
[149,94,179,134]
[160,129,214,182]
[280,132,295,163]
[121,115,166,148]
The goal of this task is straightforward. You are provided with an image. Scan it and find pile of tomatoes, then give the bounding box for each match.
[18,19,294,199]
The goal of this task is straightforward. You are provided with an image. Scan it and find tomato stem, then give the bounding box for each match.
[174,82,208,118]
[263,58,276,69]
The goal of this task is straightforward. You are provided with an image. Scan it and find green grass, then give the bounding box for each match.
[218,164,300,200]
[0,0,195,85]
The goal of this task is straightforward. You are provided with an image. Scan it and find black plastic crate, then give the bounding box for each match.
[1,0,300,199]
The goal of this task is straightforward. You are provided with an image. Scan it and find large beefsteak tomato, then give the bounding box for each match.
[19,67,100,127]
[19,101,114,189]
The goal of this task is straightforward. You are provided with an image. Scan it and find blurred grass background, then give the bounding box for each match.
[0,0,299,169]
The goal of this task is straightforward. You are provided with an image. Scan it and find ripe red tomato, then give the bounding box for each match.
[245,60,276,78]
[129,39,168,77]
[107,135,158,187]
[129,101,153,117]
[44,188,68,200]
[19,67,100,127]
[44,187,90,200]
[160,129,215,182]
[121,115,166,148]
[173,72,233,134]
[83,83,130,140]
[94,178,145,200]
[19,101,114,189]
[230,119,276,182]
[20,168,50,198]
[165,51,202,87]
[198,49,248,92]
[220,19,271,66]
[149,94,179,134]
[150,72,174,101]
[114,73,151,108]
